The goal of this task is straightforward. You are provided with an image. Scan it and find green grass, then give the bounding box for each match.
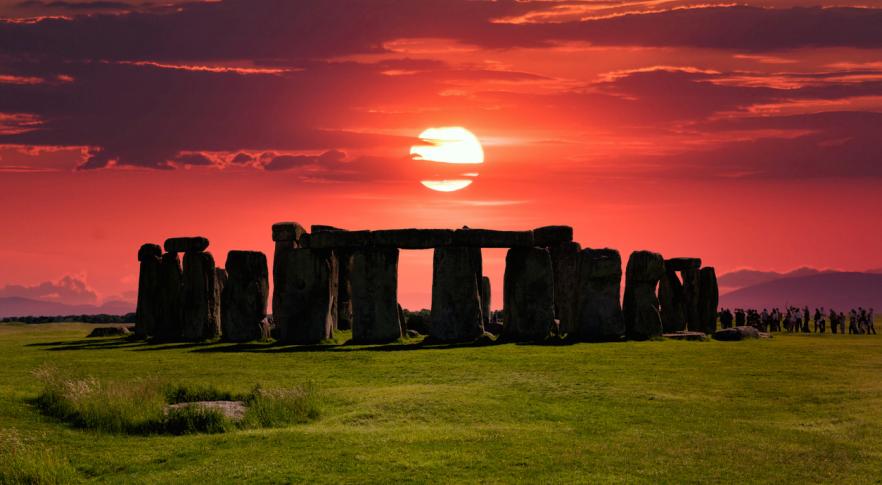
[1,323,882,483]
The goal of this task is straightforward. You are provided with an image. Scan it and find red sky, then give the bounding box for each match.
[2,0,882,310]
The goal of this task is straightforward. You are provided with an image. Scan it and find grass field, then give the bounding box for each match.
[1,323,881,484]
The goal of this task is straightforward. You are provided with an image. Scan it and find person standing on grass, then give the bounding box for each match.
[868,309,877,335]
[813,308,822,333]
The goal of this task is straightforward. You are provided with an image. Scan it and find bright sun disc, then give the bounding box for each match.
[410,127,484,164]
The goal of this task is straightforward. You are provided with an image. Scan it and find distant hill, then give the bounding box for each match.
[720,272,882,310]
[717,267,831,291]
[0,297,134,319]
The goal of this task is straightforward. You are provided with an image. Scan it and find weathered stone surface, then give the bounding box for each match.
[533,225,573,247]
[681,266,701,332]
[666,257,701,271]
[481,276,491,326]
[698,267,719,335]
[576,248,625,341]
[309,230,372,249]
[311,225,345,233]
[398,303,406,333]
[135,245,161,338]
[336,249,353,330]
[350,247,401,343]
[550,241,581,336]
[659,267,687,333]
[181,251,221,341]
[713,325,760,341]
[453,228,534,248]
[138,243,162,262]
[154,252,183,340]
[221,250,269,342]
[271,222,307,243]
[272,240,294,323]
[663,331,707,341]
[164,236,209,253]
[623,251,665,340]
[430,247,484,341]
[372,229,455,249]
[215,268,227,297]
[503,247,555,341]
[276,248,337,344]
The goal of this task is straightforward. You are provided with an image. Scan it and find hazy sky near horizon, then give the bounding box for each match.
[2,0,882,309]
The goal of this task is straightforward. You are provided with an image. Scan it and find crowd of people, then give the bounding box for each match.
[718,306,877,335]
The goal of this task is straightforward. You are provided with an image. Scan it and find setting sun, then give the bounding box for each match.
[411,127,483,192]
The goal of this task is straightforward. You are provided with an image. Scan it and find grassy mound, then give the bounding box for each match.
[31,366,319,435]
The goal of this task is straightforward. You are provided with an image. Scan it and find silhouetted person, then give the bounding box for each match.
[735,309,746,327]
[869,308,877,335]
[720,309,734,329]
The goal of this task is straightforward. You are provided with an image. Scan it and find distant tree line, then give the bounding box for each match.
[1,313,136,324]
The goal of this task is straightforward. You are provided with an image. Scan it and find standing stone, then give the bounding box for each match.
[221,251,269,342]
[481,276,491,326]
[154,252,183,340]
[336,249,353,330]
[503,247,555,341]
[181,251,221,341]
[215,268,228,300]
[271,222,306,325]
[550,241,581,337]
[623,251,665,340]
[658,268,687,333]
[135,243,162,338]
[698,267,719,335]
[350,247,401,343]
[430,246,484,341]
[276,248,336,344]
[576,248,625,341]
[666,258,701,332]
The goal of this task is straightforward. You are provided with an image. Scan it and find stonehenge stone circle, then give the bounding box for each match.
[350,247,401,343]
[430,246,485,341]
[550,241,581,336]
[181,251,221,341]
[503,247,556,341]
[623,250,665,340]
[276,248,337,344]
[136,222,717,346]
[135,243,162,338]
[698,267,719,335]
[576,248,625,341]
[154,252,183,340]
[221,250,269,342]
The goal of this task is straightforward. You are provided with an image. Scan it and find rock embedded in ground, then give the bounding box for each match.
[222,250,270,342]
[181,251,221,341]
[550,241,581,337]
[576,248,625,341]
[713,326,761,341]
[430,246,484,341]
[623,250,665,340]
[164,236,210,253]
[503,247,555,341]
[350,247,401,343]
[87,326,132,337]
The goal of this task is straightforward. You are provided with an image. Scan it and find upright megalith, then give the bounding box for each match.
[221,250,269,342]
[135,243,162,338]
[350,247,401,343]
[576,248,625,341]
[658,268,686,333]
[336,249,353,330]
[481,276,491,326]
[503,247,555,341]
[271,222,307,322]
[181,251,221,341]
[154,252,183,340]
[623,251,665,340]
[276,248,337,344]
[666,258,702,332]
[698,267,719,335]
[430,246,484,341]
[550,241,581,336]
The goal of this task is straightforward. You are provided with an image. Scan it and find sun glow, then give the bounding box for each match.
[410,127,484,164]
[412,127,483,192]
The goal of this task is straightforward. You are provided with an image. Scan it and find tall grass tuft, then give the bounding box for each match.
[30,366,320,435]
[241,383,320,428]
[0,429,79,484]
